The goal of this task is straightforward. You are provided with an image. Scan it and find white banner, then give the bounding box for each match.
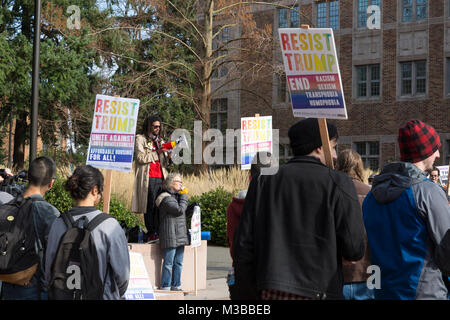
[190,206,201,248]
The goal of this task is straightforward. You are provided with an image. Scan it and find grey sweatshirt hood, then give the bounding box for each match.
[371,162,427,203]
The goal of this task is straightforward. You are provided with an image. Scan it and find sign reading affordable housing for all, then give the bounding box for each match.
[278,28,347,119]
[86,94,140,172]
[240,116,272,170]
[124,251,155,300]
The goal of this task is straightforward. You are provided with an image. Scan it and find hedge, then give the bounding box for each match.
[189,187,235,246]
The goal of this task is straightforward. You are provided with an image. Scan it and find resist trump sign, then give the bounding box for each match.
[278,28,347,119]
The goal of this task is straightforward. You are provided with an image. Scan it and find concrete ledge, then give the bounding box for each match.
[128,241,207,292]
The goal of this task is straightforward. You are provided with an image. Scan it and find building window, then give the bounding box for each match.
[354,141,380,170]
[356,64,380,98]
[212,27,230,78]
[210,99,228,133]
[317,1,339,30]
[402,0,427,22]
[400,60,426,96]
[358,0,381,28]
[447,58,450,95]
[446,140,450,165]
[278,6,300,28]
[279,143,293,164]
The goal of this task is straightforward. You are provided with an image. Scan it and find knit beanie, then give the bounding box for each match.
[288,118,338,156]
[398,120,441,163]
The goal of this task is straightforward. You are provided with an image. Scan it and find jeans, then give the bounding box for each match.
[1,281,47,300]
[161,246,185,289]
[343,282,374,300]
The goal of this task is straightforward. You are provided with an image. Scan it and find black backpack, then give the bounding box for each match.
[48,211,112,300]
[0,196,42,285]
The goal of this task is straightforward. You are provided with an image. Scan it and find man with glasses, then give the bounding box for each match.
[132,114,171,242]
[1,156,60,300]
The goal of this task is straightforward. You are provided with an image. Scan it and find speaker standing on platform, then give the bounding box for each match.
[131,114,171,242]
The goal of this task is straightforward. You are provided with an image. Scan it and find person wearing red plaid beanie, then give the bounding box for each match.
[363,120,450,300]
[398,120,441,170]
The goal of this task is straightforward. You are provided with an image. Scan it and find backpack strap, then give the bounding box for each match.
[86,213,112,232]
[61,211,76,229]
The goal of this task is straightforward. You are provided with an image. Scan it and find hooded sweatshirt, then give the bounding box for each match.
[363,162,450,300]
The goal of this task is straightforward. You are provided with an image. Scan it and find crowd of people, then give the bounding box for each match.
[0,115,449,300]
[227,118,450,300]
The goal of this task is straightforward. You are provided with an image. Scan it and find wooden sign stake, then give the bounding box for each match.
[318,118,334,169]
[194,247,198,296]
[103,170,113,213]
[299,25,334,169]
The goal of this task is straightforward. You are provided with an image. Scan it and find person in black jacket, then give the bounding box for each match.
[233,118,365,300]
[155,173,189,291]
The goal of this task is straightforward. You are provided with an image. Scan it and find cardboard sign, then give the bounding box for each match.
[436,165,449,188]
[190,206,201,248]
[86,94,140,172]
[240,116,272,170]
[124,251,155,300]
[278,28,347,119]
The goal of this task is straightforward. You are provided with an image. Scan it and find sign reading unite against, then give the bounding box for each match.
[86,94,140,172]
[278,28,347,119]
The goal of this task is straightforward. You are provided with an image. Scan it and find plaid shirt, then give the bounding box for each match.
[261,289,313,300]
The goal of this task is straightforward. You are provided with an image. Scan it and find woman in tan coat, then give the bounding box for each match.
[336,149,373,300]
[132,115,170,239]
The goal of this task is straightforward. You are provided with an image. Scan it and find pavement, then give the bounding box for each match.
[184,244,232,300]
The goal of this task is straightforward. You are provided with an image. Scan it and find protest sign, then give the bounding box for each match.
[436,165,449,189]
[240,116,272,170]
[86,94,140,172]
[124,251,155,300]
[190,206,201,249]
[278,27,347,119]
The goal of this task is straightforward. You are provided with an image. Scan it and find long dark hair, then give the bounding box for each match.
[142,114,162,139]
[64,165,104,200]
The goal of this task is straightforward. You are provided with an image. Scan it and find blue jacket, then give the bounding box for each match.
[363,162,450,300]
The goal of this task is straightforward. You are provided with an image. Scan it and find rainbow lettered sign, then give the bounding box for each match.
[86,94,140,172]
[240,116,272,170]
[278,28,347,119]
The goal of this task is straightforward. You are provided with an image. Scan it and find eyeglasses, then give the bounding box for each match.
[173,180,183,184]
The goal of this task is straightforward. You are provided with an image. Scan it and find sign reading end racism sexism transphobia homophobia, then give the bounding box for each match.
[278,28,347,119]
[86,94,140,172]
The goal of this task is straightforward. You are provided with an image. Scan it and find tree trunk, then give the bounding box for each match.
[195,0,214,175]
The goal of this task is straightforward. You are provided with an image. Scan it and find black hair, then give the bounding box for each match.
[142,114,162,138]
[250,152,272,179]
[64,165,104,200]
[28,156,56,187]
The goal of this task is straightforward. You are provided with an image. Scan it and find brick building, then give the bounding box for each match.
[211,0,450,170]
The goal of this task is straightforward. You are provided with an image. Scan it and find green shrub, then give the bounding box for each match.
[45,178,143,229]
[189,187,235,246]
[44,178,74,214]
